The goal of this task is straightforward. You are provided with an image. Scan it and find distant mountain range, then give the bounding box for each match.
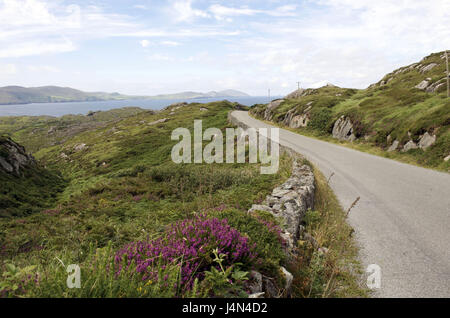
[0,86,250,105]
[150,89,250,100]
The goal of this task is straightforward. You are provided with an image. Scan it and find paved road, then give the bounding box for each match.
[231,111,450,298]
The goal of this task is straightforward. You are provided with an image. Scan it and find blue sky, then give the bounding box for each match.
[0,0,449,96]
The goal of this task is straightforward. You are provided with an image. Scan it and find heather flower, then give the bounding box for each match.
[115,214,256,291]
[255,216,286,246]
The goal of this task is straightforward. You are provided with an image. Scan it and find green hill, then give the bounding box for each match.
[0,86,250,105]
[0,98,365,298]
[0,136,65,217]
[0,85,137,105]
[0,101,292,297]
[251,51,450,170]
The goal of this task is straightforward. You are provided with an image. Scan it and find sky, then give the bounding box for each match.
[0,0,449,96]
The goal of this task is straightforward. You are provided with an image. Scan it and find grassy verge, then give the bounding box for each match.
[249,113,449,172]
[289,163,369,297]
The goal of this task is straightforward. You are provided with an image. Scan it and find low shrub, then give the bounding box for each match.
[309,108,333,132]
[211,208,286,276]
[114,214,256,293]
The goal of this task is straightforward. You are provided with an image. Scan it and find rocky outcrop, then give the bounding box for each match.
[417,132,436,150]
[332,116,356,142]
[73,143,87,152]
[426,77,448,93]
[415,79,431,90]
[415,77,447,93]
[0,136,36,176]
[282,103,313,128]
[419,63,438,73]
[387,140,399,152]
[168,102,187,109]
[401,140,418,152]
[263,99,284,120]
[147,118,169,126]
[400,132,436,152]
[285,89,306,99]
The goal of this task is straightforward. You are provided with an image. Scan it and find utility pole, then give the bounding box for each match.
[446,50,449,98]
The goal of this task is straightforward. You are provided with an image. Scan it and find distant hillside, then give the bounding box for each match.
[251,50,450,170]
[0,86,250,105]
[0,86,139,105]
[149,89,250,100]
[0,135,65,217]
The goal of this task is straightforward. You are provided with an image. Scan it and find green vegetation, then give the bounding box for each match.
[0,85,249,105]
[290,165,368,298]
[251,51,450,171]
[0,163,65,218]
[0,101,295,297]
[0,85,141,105]
[0,107,148,152]
[0,99,365,298]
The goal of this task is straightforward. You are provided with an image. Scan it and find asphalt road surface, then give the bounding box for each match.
[231,110,450,298]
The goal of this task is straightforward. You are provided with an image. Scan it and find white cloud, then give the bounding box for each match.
[121,28,240,38]
[209,4,297,20]
[27,65,60,73]
[172,0,210,22]
[140,40,180,48]
[133,4,147,10]
[0,0,134,58]
[161,40,180,46]
[310,80,332,89]
[0,0,239,58]
[0,63,16,75]
[0,39,75,58]
[219,0,450,92]
[209,5,260,18]
[147,53,173,61]
[140,39,150,47]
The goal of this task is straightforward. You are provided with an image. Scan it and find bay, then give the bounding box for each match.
[0,96,278,117]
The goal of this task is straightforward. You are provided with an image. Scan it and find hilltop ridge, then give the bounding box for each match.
[0,86,250,105]
[251,51,450,170]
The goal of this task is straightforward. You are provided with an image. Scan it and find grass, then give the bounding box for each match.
[289,164,369,298]
[250,51,450,172]
[0,99,365,298]
[0,101,296,297]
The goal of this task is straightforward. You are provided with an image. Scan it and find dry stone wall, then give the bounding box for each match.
[229,112,317,298]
